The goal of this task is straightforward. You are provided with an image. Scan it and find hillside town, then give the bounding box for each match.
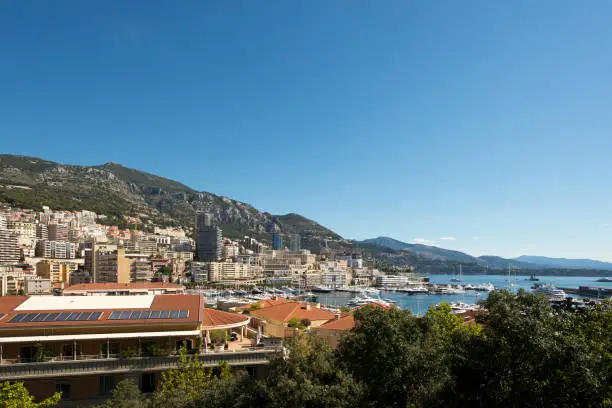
[0,204,396,296]
[0,204,426,404]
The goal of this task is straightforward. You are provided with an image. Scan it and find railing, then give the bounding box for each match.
[0,348,280,380]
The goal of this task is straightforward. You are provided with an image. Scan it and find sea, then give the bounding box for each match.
[312,274,612,316]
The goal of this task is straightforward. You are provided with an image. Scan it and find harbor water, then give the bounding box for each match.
[313,274,612,316]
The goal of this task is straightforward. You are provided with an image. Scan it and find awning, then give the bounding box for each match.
[0,330,201,344]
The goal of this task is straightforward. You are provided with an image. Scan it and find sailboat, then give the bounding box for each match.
[507,264,518,292]
[450,265,462,282]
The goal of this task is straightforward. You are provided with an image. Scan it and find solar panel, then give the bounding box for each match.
[139,311,151,319]
[78,312,92,321]
[159,310,170,319]
[22,313,38,322]
[169,310,180,319]
[32,313,48,322]
[108,311,121,320]
[119,311,131,319]
[179,310,188,319]
[150,310,161,319]
[44,313,60,322]
[56,312,71,321]
[9,314,26,323]
[0,314,5,320]
[89,311,102,320]
[129,311,141,320]
[66,312,80,321]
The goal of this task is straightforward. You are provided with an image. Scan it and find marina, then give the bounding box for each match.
[189,274,612,316]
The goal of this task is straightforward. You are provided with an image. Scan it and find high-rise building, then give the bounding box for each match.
[272,233,283,250]
[48,223,69,241]
[0,215,7,230]
[290,233,301,252]
[36,240,77,259]
[0,229,19,265]
[95,248,131,284]
[36,223,48,240]
[195,213,222,261]
[84,244,118,283]
[36,259,79,284]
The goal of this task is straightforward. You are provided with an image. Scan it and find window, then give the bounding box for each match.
[56,383,71,399]
[100,342,120,357]
[99,375,115,396]
[19,346,37,363]
[175,339,192,351]
[141,373,157,393]
[61,343,81,360]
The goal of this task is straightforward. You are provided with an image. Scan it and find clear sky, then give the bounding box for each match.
[2,1,612,261]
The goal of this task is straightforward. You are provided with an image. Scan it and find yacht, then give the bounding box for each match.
[402,287,429,295]
[362,288,380,295]
[312,286,334,293]
[532,283,567,301]
[473,283,495,292]
[595,277,612,283]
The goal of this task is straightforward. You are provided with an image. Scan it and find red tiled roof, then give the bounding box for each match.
[250,302,335,323]
[237,297,293,310]
[259,297,292,308]
[319,314,355,331]
[64,282,183,291]
[202,308,249,328]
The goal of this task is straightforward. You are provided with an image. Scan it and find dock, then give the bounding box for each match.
[558,286,612,299]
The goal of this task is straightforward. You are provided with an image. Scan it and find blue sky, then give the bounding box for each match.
[2,1,612,261]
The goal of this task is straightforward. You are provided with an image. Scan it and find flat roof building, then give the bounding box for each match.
[0,294,261,404]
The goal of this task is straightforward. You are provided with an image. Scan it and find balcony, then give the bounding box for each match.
[0,348,279,381]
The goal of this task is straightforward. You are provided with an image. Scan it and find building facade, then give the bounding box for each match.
[0,229,19,265]
[195,220,222,262]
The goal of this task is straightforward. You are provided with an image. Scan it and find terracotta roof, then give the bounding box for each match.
[237,297,293,310]
[259,297,293,308]
[250,302,335,323]
[64,282,184,291]
[202,308,249,328]
[319,314,355,331]
[0,295,202,332]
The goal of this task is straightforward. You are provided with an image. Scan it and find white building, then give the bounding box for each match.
[24,276,52,295]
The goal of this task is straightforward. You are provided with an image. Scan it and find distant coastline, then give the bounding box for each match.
[425,270,612,277]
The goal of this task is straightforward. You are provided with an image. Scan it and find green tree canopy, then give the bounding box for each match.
[0,382,61,408]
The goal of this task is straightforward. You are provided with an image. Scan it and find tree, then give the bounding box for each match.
[337,304,461,407]
[0,381,61,408]
[439,291,612,408]
[249,334,363,408]
[150,348,232,407]
[94,379,147,408]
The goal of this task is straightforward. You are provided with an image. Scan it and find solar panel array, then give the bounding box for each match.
[108,310,189,320]
[8,311,103,323]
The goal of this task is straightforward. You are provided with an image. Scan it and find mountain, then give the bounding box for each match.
[513,255,612,271]
[0,154,340,249]
[361,237,481,263]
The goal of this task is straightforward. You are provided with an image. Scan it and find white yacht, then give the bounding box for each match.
[312,286,334,293]
[532,283,567,301]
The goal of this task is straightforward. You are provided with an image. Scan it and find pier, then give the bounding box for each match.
[558,286,612,299]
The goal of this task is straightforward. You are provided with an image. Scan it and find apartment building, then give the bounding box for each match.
[7,221,36,240]
[36,240,77,259]
[47,223,69,241]
[24,276,52,295]
[0,294,259,404]
[96,248,131,284]
[0,229,20,265]
[36,260,80,284]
